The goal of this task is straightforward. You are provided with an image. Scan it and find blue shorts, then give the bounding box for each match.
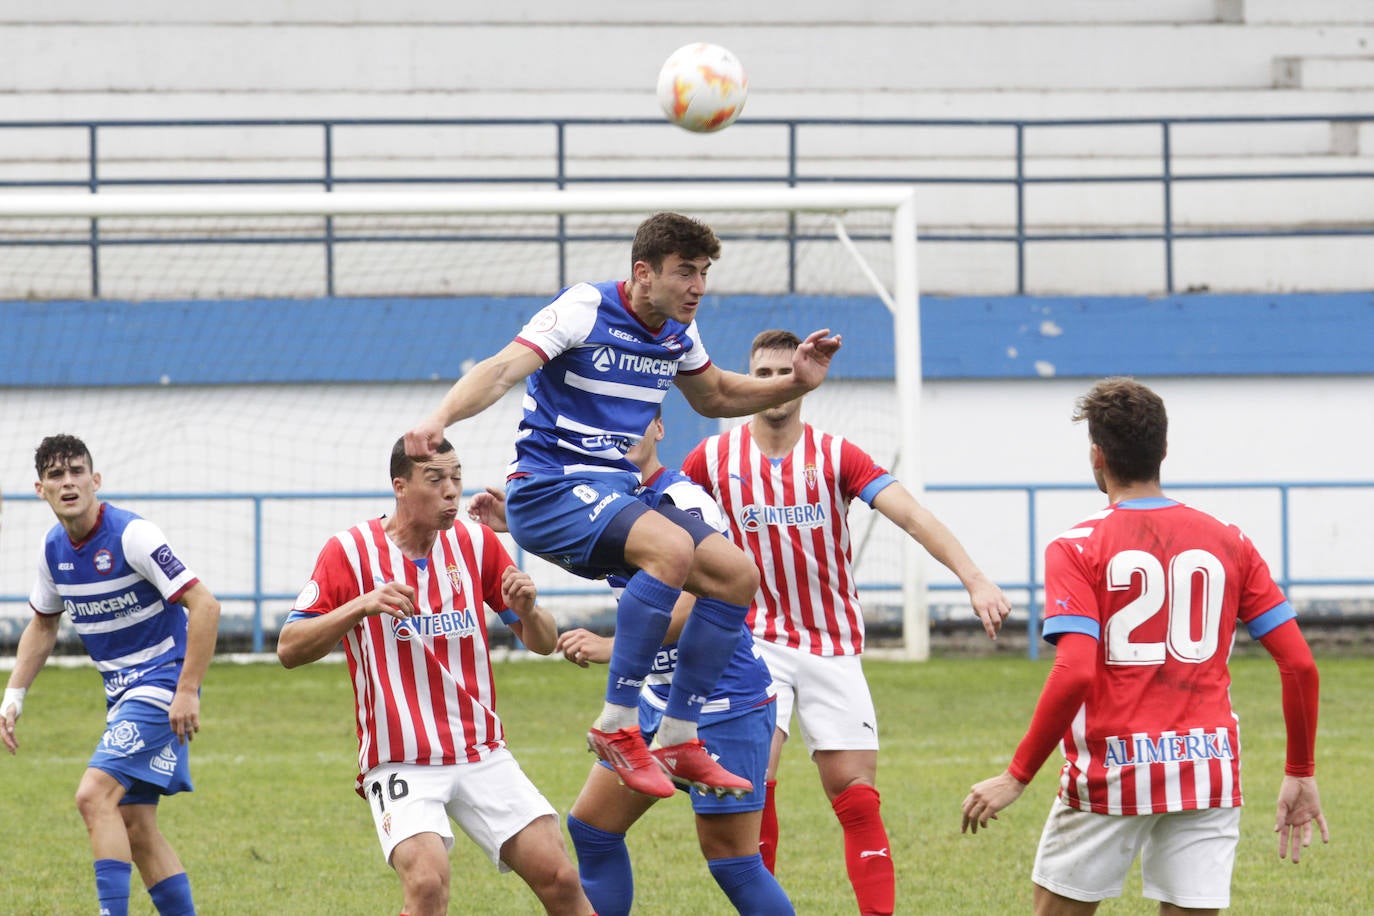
[639,700,776,814]
[89,700,194,805]
[506,472,648,578]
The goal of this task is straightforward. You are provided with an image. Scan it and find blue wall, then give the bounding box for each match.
[4,292,1370,388]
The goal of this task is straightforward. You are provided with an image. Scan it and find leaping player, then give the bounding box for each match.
[405,211,841,798]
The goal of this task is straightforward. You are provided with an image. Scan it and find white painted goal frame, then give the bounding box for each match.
[0,186,929,660]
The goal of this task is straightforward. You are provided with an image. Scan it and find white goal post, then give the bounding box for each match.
[0,186,930,659]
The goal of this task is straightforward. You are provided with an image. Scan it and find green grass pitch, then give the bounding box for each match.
[1,652,1368,914]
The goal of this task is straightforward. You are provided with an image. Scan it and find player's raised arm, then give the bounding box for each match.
[405,341,544,458]
[676,329,842,418]
[870,482,1011,639]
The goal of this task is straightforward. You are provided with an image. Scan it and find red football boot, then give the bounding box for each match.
[651,739,754,798]
[587,726,675,798]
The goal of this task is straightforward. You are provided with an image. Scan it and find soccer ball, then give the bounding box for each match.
[656,43,748,133]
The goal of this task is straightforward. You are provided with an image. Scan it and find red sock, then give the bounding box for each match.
[831,784,894,916]
[758,779,779,872]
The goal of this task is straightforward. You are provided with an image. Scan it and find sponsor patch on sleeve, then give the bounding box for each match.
[151,544,187,580]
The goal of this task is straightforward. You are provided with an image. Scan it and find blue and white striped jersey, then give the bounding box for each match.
[29,503,199,720]
[511,280,711,477]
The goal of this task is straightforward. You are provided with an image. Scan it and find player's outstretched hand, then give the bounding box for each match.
[168,688,201,745]
[555,628,612,668]
[1276,774,1329,863]
[791,329,843,391]
[468,486,508,532]
[501,566,538,618]
[1,697,21,755]
[969,578,1014,640]
[961,770,1027,834]
[403,418,446,461]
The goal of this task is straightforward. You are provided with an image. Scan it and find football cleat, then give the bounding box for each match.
[587,726,675,798]
[651,739,754,798]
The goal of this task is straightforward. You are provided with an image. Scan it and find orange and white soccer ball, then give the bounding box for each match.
[656,43,748,133]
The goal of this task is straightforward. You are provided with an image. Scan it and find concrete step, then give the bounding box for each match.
[1222,0,1374,25]
[17,0,1229,25]
[5,23,1374,93]
[1275,55,1374,89]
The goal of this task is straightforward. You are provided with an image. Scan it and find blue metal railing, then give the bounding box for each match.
[4,480,1369,657]
[1,114,1370,297]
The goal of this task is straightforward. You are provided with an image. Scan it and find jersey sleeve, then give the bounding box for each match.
[1008,632,1098,783]
[513,283,601,363]
[837,437,890,502]
[290,537,362,618]
[477,526,517,615]
[676,320,711,374]
[681,440,712,491]
[1234,529,1292,633]
[28,542,63,617]
[1041,536,1104,644]
[121,518,200,603]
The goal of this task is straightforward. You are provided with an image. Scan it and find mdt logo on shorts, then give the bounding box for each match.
[1103,730,1235,768]
[151,743,179,775]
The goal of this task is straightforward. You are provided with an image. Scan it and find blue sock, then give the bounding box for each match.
[605,571,678,708]
[665,597,747,722]
[94,858,132,916]
[708,853,795,915]
[148,872,195,916]
[567,814,634,916]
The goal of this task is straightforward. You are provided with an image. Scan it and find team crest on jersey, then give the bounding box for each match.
[103,720,145,755]
[531,306,558,333]
[93,548,114,575]
[804,464,819,489]
[446,565,465,595]
[591,346,616,372]
[660,334,684,352]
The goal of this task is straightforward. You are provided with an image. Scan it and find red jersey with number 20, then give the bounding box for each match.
[684,423,891,657]
[1042,498,1293,815]
[292,517,516,793]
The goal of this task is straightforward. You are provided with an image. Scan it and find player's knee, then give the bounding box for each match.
[529,858,583,908]
[401,866,448,914]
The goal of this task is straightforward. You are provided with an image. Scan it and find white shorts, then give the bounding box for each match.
[1032,797,1241,908]
[362,749,557,870]
[756,641,879,755]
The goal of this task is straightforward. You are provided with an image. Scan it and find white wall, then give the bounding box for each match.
[4,375,1371,625]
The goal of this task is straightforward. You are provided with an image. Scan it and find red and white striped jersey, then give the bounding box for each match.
[292,517,515,793]
[683,423,890,656]
[1042,498,1291,815]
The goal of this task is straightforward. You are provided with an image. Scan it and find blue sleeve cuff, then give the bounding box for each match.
[859,474,897,506]
[1245,600,1297,639]
[497,608,519,625]
[1041,614,1100,645]
[283,610,316,625]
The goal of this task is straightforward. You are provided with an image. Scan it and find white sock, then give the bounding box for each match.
[652,715,698,748]
[596,703,638,732]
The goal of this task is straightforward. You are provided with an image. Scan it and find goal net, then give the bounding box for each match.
[0,187,937,659]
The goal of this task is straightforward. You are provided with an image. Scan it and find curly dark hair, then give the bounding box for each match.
[630,212,721,272]
[1073,377,1168,485]
[34,434,93,477]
